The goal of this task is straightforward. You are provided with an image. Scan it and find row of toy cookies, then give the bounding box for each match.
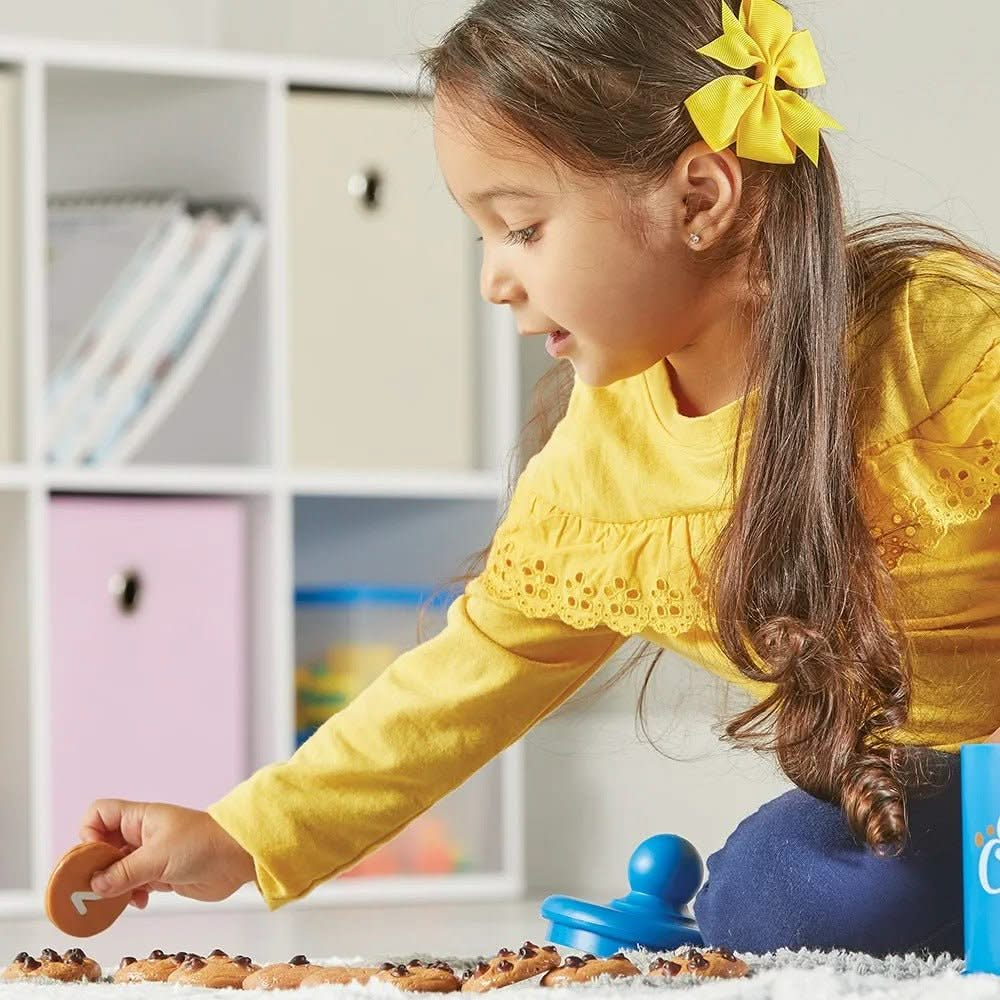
[2,943,750,991]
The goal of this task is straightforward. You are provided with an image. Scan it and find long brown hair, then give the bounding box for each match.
[415,0,1000,856]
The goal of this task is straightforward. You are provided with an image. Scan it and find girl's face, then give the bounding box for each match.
[433,92,749,392]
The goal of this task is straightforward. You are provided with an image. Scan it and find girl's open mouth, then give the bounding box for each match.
[546,330,571,357]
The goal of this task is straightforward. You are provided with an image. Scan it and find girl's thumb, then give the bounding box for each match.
[90,850,158,898]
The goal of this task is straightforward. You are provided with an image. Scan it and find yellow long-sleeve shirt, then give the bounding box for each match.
[209,249,999,909]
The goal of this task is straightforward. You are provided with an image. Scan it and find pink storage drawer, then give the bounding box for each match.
[48,495,249,863]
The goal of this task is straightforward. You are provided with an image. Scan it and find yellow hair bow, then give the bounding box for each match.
[684,0,844,165]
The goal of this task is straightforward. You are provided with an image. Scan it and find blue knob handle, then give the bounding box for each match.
[627,834,704,905]
[540,833,705,956]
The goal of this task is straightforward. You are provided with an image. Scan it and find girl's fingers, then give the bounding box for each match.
[129,889,149,909]
[79,799,139,850]
[79,825,129,850]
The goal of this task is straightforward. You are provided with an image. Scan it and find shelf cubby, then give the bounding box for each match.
[45,67,272,467]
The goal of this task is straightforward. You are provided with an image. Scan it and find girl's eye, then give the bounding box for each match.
[474,226,539,247]
[503,226,538,246]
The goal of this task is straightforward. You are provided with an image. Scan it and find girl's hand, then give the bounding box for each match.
[79,799,257,910]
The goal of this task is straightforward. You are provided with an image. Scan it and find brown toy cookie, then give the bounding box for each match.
[375,961,461,993]
[243,956,326,990]
[300,965,381,987]
[59,947,103,981]
[166,953,259,988]
[461,942,561,991]
[2,948,102,982]
[648,947,750,979]
[540,953,639,986]
[112,950,185,983]
[45,841,130,937]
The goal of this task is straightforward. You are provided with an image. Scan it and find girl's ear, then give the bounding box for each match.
[664,140,745,250]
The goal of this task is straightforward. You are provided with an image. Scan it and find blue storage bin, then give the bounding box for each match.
[294,582,460,748]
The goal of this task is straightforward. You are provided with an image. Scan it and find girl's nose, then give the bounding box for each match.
[480,254,525,306]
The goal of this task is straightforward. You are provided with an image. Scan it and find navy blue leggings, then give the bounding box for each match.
[692,751,963,957]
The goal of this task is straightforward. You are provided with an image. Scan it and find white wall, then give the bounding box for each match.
[522,649,793,897]
[217,1,469,63]
[811,0,996,243]
[0,0,468,62]
[0,0,219,47]
[10,0,996,898]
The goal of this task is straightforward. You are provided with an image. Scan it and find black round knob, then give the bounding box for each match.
[109,569,142,614]
[347,168,383,210]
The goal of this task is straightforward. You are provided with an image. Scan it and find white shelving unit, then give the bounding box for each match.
[0,36,548,918]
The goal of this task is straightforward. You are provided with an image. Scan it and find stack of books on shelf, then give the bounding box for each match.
[45,190,265,466]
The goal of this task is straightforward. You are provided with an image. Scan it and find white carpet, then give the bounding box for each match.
[1,948,995,999]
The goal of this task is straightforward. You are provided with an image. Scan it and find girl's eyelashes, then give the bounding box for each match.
[503,225,539,246]
[474,225,540,247]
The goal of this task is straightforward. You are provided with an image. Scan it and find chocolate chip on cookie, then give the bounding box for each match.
[647,957,683,977]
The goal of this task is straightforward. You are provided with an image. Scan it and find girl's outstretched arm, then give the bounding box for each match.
[207,570,628,910]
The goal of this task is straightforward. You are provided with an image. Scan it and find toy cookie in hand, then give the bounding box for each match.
[2,948,102,982]
[461,942,561,991]
[540,953,640,986]
[46,842,130,937]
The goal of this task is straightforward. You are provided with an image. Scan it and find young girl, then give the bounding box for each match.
[83,0,998,959]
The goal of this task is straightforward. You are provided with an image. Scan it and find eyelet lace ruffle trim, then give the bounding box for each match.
[481,490,723,637]
[862,435,998,570]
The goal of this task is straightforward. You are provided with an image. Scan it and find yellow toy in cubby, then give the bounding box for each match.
[295,642,401,744]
